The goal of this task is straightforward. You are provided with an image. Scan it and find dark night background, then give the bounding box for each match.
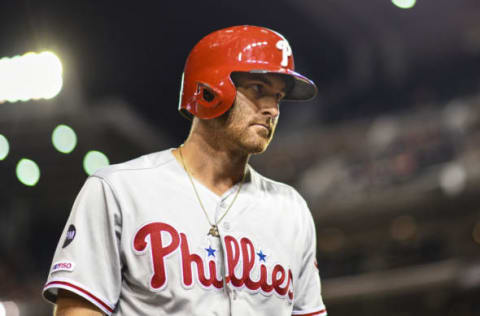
[5,0,480,137]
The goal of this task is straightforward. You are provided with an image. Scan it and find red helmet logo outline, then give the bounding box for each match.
[178,25,317,120]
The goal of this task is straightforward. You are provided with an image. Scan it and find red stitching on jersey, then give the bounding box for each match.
[45,280,113,313]
[293,309,327,316]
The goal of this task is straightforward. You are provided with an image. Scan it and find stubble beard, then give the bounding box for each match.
[203,95,278,155]
[225,116,277,155]
[206,113,275,156]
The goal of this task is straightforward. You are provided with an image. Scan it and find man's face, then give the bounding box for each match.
[208,72,288,154]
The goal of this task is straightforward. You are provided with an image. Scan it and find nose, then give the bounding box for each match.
[259,96,280,119]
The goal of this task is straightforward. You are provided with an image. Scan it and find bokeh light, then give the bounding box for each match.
[0,51,63,103]
[440,163,466,197]
[83,150,109,175]
[52,124,77,154]
[0,134,9,160]
[0,301,19,316]
[392,0,416,9]
[16,158,41,186]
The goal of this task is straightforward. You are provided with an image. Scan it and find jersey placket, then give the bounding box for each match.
[193,181,237,302]
[189,176,252,313]
[214,189,236,235]
[215,187,244,313]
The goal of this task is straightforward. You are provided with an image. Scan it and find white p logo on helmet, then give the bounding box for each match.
[276,40,292,67]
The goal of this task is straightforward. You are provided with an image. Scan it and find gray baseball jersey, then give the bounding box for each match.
[43,149,327,316]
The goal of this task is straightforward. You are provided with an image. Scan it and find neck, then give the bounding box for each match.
[173,132,249,196]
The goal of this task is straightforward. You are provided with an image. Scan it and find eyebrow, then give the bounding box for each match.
[249,75,287,93]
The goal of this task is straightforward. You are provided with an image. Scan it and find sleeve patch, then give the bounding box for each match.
[51,261,75,274]
[62,224,77,248]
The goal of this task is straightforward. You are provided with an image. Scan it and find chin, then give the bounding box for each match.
[231,128,275,154]
[241,137,271,154]
[249,145,268,154]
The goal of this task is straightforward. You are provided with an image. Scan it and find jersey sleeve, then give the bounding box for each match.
[43,176,122,315]
[292,198,327,316]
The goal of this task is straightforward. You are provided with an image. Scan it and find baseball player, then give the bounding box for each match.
[43,25,327,316]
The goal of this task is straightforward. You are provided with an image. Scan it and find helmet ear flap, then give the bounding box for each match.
[194,82,223,109]
[202,87,215,102]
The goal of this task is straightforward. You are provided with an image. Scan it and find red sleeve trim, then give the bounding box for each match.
[44,280,114,313]
[293,309,327,316]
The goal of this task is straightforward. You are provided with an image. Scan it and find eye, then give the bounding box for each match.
[275,92,285,102]
[249,84,263,95]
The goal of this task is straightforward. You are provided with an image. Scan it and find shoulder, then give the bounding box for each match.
[92,148,177,183]
[249,167,315,237]
[249,166,308,208]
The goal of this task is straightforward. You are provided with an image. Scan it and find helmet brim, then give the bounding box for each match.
[283,70,318,101]
[246,69,318,101]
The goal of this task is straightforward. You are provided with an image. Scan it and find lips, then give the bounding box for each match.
[251,123,272,135]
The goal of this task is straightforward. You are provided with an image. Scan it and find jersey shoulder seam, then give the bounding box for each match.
[102,153,177,175]
[90,174,122,208]
[249,166,294,190]
[250,166,303,198]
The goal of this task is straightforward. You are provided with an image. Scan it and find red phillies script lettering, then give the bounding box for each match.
[225,236,293,300]
[133,222,180,290]
[133,222,293,300]
[180,233,223,289]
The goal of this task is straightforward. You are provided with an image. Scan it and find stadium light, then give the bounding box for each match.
[391,0,416,9]
[0,51,63,103]
[16,158,41,186]
[52,124,77,154]
[0,134,9,160]
[83,150,109,176]
[440,163,466,196]
[0,301,19,316]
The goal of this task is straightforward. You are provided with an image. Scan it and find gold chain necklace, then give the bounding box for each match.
[178,146,246,237]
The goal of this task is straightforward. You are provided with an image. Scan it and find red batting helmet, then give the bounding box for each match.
[178,25,317,120]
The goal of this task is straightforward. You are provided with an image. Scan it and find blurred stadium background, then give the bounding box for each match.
[1,0,480,315]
